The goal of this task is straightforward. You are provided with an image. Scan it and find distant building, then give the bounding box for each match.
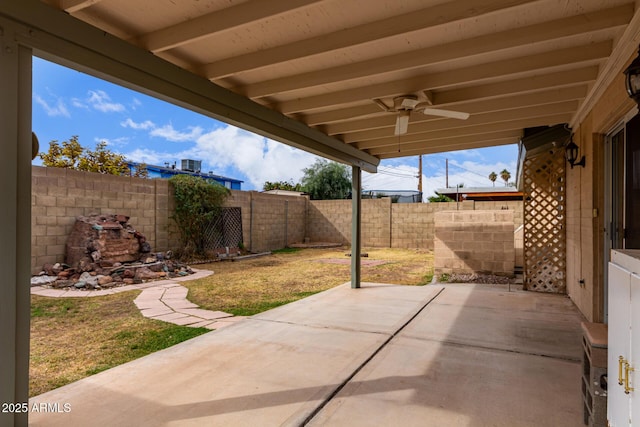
[435,186,523,202]
[262,189,308,197]
[127,159,243,190]
[362,190,422,203]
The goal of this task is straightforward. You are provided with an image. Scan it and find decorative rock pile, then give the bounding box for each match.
[31,213,194,289]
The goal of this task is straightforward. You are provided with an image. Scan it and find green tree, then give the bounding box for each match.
[488,171,497,187]
[427,193,454,203]
[300,159,351,200]
[169,175,230,257]
[263,180,302,191]
[500,169,511,187]
[77,141,129,175]
[39,137,128,175]
[131,163,150,179]
[39,135,84,169]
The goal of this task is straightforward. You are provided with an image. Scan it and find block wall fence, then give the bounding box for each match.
[31,166,523,274]
[434,210,515,276]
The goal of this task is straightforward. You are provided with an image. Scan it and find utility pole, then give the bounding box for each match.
[445,158,449,188]
[418,155,423,193]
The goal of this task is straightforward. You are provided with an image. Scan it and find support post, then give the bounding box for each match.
[0,24,32,427]
[351,165,361,289]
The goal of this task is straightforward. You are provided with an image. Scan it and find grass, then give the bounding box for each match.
[271,247,302,254]
[30,247,433,396]
[186,247,434,316]
[30,291,208,397]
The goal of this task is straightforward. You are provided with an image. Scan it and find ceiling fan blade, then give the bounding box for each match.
[394,111,410,135]
[421,107,469,120]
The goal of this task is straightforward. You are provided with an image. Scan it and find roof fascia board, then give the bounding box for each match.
[570,3,640,128]
[0,0,379,172]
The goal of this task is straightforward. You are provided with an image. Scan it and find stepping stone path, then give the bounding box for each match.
[133,284,244,329]
[31,269,245,330]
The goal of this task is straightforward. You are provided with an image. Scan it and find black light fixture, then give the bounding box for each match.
[565,136,585,169]
[624,46,640,104]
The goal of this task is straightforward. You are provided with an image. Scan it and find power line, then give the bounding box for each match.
[378,166,419,178]
[446,160,494,184]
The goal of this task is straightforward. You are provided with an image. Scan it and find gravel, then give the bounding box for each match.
[441,273,517,284]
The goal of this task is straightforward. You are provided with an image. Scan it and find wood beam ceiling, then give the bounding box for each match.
[236,4,631,99]
[198,0,538,79]
[276,42,611,114]
[33,0,640,161]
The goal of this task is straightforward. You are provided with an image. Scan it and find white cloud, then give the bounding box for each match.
[182,125,319,188]
[124,148,171,165]
[33,94,70,118]
[95,136,130,148]
[130,98,142,110]
[121,118,155,130]
[150,124,203,142]
[71,98,88,109]
[87,90,125,113]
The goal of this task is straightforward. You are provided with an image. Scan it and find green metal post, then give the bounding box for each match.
[351,165,361,288]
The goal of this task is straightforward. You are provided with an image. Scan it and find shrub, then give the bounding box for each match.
[169,175,230,257]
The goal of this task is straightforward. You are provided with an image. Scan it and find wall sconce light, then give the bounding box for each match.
[565,136,585,169]
[624,46,640,104]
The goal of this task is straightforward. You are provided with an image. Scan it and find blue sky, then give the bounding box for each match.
[32,56,518,197]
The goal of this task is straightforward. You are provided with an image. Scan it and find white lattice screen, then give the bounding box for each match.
[523,148,566,293]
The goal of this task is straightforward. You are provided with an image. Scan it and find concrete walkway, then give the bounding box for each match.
[29,282,584,427]
[31,269,245,330]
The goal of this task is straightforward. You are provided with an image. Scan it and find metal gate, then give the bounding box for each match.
[522,147,567,293]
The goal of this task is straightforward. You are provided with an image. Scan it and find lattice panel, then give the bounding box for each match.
[523,148,566,293]
[202,207,243,251]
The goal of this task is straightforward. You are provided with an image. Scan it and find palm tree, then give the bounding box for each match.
[488,171,497,187]
[500,169,511,187]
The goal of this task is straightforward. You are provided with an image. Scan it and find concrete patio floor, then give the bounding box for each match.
[29,282,585,427]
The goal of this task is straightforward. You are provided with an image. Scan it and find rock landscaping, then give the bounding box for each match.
[31,213,194,290]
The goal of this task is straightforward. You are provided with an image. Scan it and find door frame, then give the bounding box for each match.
[603,106,638,323]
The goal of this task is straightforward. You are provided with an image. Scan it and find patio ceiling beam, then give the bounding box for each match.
[200,0,537,79]
[329,99,578,141]
[376,137,518,159]
[368,131,522,156]
[339,86,587,141]
[0,0,379,173]
[58,0,102,14]
[571,2,640,128]
[433,66,599,106]
[237,4,632,99]
[307,67,597,127]
[354,113,573,151]
[276,41,611,114]
[132,0,322,53]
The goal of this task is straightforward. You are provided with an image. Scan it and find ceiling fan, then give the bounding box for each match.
[374,94,469,135]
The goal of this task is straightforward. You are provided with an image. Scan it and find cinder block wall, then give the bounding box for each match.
[434,210,515,276]
[237,191,307,253]
[31,165,523,275]
[307,198,392,247]
[309,199,523,250]
[31,166,171,274]
[31,167,309,274]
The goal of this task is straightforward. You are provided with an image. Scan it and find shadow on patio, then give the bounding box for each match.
[29,282,584,427]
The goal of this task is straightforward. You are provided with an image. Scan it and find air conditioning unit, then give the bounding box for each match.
[181,159,201,172]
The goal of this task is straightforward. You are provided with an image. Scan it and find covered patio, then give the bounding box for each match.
[29,282,584,426]
[1,1,639,425]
